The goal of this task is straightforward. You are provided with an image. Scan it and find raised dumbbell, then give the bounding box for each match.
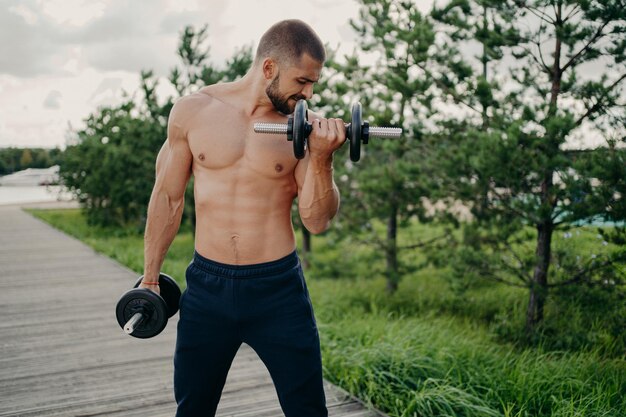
[253,100,403,162]
[115,273,181,339]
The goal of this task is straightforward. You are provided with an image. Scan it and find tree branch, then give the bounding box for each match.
[574,72,626,127]
[522,33,551,74]
[355,235,387,252]
[553,2,560,23]
[479,268,529,288]
[502,241,533,283]
[490,188,540,223]
[562,4,581,23]
[399,232,450,250]
[525,5,555,25]
[498,256,532,285]
[561,19,611,74]
[415,62,483,115]
[534,25,552,74]
[548,259,614,287]
[530,50,550,75]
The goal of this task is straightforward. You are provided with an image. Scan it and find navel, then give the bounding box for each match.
[275,163,283,173]
[230,234,240,264]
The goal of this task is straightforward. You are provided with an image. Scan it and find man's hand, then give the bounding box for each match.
[307,118,346,163]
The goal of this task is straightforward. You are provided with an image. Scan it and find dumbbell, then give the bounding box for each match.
[253,100,403,162]
[115,273,181,339]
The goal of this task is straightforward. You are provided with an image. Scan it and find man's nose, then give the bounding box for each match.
[302,83,314,100]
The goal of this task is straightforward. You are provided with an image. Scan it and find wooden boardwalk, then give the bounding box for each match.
[0,205,384,417]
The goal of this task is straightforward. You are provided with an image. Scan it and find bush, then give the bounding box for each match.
[61,101,166,228]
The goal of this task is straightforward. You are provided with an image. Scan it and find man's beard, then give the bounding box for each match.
[266,74,304,115]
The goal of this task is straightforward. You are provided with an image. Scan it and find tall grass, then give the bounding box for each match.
[315,283,625,416]
[29,208,626,417]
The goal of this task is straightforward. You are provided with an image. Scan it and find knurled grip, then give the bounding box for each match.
[254,122,289,135]
[367,127,403,138]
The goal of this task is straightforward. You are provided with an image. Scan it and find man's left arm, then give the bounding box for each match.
[294,115,345,234]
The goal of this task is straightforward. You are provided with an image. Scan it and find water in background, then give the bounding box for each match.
[0,186,74,206]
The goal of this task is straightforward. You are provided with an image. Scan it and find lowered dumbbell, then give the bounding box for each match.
[115,273,181,339]
[253,100,403,162]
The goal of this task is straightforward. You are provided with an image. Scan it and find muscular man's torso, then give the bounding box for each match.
[185,85,301,265]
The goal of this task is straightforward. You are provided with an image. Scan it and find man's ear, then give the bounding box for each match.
[262,58,276,80]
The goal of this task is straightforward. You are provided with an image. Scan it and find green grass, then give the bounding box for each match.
[313,281,625,417]
[28,208,626,417]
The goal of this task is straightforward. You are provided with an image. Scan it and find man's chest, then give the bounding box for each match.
[187,120,298,180]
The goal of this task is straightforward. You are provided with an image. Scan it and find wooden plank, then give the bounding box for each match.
[0,206,386,416]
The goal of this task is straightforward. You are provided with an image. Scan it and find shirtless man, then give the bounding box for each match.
[139,20,344,416]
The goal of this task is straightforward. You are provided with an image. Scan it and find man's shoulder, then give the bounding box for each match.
[196,83,238,102]
[176,83,242,112]
[169,88,220,125]
[175,89,214,109]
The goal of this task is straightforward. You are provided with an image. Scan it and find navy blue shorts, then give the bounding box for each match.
[174,250,328,417]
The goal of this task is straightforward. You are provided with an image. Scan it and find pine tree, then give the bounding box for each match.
[343,0,438,292]
[428,0,626,334]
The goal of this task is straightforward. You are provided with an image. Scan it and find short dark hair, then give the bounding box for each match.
[255,19,326,66]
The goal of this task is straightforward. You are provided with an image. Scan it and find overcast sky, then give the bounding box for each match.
[0,0,391,149]
[1,1,620,150]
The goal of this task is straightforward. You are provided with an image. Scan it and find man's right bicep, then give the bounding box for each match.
[153,96,197,199]
[153,137,192,201]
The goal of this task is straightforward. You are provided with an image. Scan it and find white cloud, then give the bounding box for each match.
[8,4,38,25]
[0,0,364,149]
[0,5,60,77]
[82,36,178,76]
[162,0,202,13]
[38,0,107,27]
[43,90,62,109]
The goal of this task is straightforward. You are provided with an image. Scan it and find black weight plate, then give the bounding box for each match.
[134,273,181,318]
[158,274,181,318]
[293,100,308,159]
[116,288,168,339]
[350,102,362,162]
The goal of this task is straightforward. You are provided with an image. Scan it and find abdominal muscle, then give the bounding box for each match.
[191,167,298,265]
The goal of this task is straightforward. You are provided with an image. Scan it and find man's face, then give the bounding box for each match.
[265,54,323,114]
[265,73,298,115]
